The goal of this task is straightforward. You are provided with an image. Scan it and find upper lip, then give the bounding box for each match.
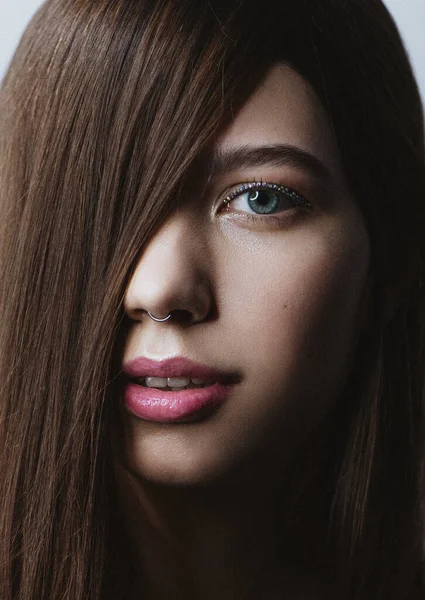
[122,356,238,384]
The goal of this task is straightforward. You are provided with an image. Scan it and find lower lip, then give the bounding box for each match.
[123,382,234,423]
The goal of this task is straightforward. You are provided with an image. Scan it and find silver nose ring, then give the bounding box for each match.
[147,311,172,322]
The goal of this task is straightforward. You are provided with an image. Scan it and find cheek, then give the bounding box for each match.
[223,217,370,403]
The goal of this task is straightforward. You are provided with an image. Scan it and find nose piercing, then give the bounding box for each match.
[147,311,172,322]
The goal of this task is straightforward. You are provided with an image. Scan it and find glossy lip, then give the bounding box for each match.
[122,356,241,423]
[124,381,235,423]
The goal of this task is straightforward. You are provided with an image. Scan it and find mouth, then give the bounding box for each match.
[122,356,236,384]
[121,356,240,424]
[129,376,216,392]
[123,380,236,424]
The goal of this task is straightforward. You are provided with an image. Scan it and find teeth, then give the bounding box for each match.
[138,376,215,389]
[167,377,190,387]
[145,377,168,388]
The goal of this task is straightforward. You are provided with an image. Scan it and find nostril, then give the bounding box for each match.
[167,310,195,324]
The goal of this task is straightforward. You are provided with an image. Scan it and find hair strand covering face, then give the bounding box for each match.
[0,0,424,599]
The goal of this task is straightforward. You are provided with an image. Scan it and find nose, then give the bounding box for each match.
[123,211,213,325]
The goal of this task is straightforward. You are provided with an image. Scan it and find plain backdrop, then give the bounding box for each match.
[1,0,424,102]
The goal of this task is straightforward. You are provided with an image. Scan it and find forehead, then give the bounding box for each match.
[216,64,338,170]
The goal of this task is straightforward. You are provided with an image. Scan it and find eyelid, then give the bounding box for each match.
[222,180,311,209]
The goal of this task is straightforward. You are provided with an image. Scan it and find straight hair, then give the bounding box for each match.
[1,1,424,598]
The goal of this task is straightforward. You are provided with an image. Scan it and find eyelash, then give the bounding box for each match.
[221,179,311,224]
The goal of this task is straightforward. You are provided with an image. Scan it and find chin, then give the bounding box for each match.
[125,453,234,487]
[122,432,241,487]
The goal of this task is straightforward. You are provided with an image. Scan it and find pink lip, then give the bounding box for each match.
[122,356,234,383]
[121,356,240,423]
[124,381,234,423]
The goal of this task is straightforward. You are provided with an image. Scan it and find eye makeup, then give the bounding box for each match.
[223,180,311,209]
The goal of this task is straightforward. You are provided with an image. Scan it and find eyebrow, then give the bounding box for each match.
[207,144,331,181]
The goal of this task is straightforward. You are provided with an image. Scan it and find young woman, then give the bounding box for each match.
[0,0,424,598]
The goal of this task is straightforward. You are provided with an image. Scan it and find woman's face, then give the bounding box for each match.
[120,64,370,485]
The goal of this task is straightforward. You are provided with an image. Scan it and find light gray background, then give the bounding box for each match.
[1,0,424,103]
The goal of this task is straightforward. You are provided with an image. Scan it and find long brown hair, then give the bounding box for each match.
[1,1,424,598]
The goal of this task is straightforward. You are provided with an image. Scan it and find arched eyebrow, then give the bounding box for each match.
[208,144,331,181]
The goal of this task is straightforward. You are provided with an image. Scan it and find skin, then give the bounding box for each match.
[117,64,370,599]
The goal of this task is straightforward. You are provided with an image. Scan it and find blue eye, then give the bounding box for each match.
[223,181,311,217]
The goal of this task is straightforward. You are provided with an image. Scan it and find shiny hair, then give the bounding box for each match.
[0,0,424,598]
